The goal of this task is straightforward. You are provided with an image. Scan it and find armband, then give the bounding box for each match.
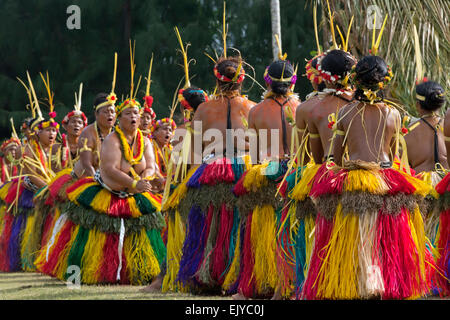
[80,138,92,153]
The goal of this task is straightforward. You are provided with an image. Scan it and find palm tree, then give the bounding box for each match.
[270,0,282,60]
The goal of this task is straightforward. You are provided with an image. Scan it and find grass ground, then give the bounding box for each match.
[0,272,229,300]
[1,272,448,300]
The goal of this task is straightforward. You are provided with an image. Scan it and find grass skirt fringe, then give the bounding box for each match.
[415,171,444,242]
[176,156,250,293]
[35,177,166,285]
[21,169,76,272]
[230,160,289,298]
[0,178,35,272]
[278,162,322,298]
[161,165,199,293]
[301,160,431,300]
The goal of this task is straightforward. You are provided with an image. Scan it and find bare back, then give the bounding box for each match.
[192,95,255,157]
[249,96,299,160]
[405,117,448,173]
[334,101,400,165]
[299,93,353,163]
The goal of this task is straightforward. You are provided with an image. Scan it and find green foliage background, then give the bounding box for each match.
[0,0,319,139]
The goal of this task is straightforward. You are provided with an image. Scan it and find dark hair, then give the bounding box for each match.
[182,86,207,111]
[93,92,109,111]
[216,56,244,92]
[317,82,326,92]
[353,55,388,102]
[29,116,44,131]
[320,49,356,87]
[21,117,34,129]
[416,81,446,111]
[267,60,295,95]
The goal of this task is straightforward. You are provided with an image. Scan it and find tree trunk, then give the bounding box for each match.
[270,0,281,60]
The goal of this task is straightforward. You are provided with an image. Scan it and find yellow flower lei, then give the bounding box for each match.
[115,125,144,165]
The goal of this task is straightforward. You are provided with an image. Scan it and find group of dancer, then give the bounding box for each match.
[0,6,448,300]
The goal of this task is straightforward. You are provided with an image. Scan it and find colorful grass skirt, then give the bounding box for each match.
[300,160,433,300]
[0,178,35,272]
[35,176,166,285]
[432,173,450,296]
[280,162,322,298]
[162,165,199,293]
[175,156,251,293]
[230,160,290,298]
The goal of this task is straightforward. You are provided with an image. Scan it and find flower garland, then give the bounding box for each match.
[30,139,50,172]
[36,112,60,132]
[150,118,177,138]
[178,88,209,111]
[305,54,325,85]
[141,95,157,128]
[116,98,141,117]
[213,64,245,83]
[315,51,356,89]
[152,140,170,177]
[1,137,21,153]
[115,125,144,165]
[62,110,88,127]
[349,64,394,104]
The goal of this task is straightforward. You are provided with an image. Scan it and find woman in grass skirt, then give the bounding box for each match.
[173,54,255,294]
[301,55,432,300]
[230,56,300,299]
[35,95,166,285]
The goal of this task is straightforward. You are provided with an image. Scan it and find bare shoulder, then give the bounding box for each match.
[337,100,357,119]
[80,123,95,137]
[245,97,257,109]
[193,100,210,120]
[237,96,256,114]
[297,97,315,113]
[78,123,96,143]
[386,104,401,120]
[249,100,266,116]
[445,108,450,121]
[143,135,151,149]
[102,130,119,148]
